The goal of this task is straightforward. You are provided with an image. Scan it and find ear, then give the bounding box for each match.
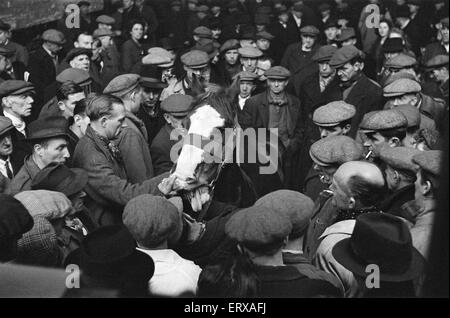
[99,115,108,127]
[389,137,401,147]
[342,124,351,134]
[163,113,171,124]
[422,180,432,196]
[57,101,66,111]
[69,60,76,68]
[348,197,356,210]
[33,144,42,156]
[393,170,400,184]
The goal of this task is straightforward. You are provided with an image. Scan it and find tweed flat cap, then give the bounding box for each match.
[313,101,356,127]
[41,29,66,45]
[93,28,114,38]
[238,46,263,58]
[238,71,258,81]
[254,14,271,25]
[383,71,419,87]
[0,80,34,98]
[312,45,338,62]
[193,26,213,39]
[383,78,421,97]
[309,135,364,167]
[225,206,292,251]
[161,94,193,115]
[96,15,115,25]
[383,38,404,53]
[385,53,417,69]
[254,190,314,238]
[300,25,320,37]
[380,147,421,173]
[142,47,174,67]
[14,190,74,220]
[412,150,443,176]
[394,104,421,128]
[220,39,240,53]
[337,27,356,42]
[424,54,449,69]
[56,68,91,86]
[359,110,408,132]
[329,45,364,68]
[0,116,14,137]
[64,48,92,62]
[256,31,275,41]
[181,50,209,68]
[265,66,290,79]
[103,74,141,96]
[0,46,15,58]
[123,195,180,247]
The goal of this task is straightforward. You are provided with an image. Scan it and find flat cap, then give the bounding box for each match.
[93,28,115,38]
[193,26,213,39]
[383,70,419,87]
[313,101,356,127]
[254,14,271,25]
[238,46,263,58]
[238,71,258,81]
[383,78,421,97]
[385,53,416,69]
[324,19,339,29]
[310,135,364,167]
[424,54,449,70]
[265,66,291,79]
[412,150,443,176]
[256,31,274,41]
[0,19,11,32]
[329,45,364,68]
[0,46,15,58]
[141,77,168,90]
[194,41,219,60]
[142,47,174,67]
[41,29,66,45]
[96,15,115,25]
[359,110,408,132]
[225,205,292,251]
[383,38,404,53]
[0,80,34,98]
[103,74,141,96]
[171,0,182,7]
[319,3,331,11]
[292,3,304,12]
[394,104,421,128]
[160,94,193,116]
[0,116,14,137]
[56,68,91,86]
[300,25,320,37]
[181,50,209,68]
[380,147,421,173]
[337,27,356,42]
[64,48,92,63]
[220,39,240,53]
[196,5,209,12]
[26,116,69,141]
[312,45,338,62]
[254,190,314,238]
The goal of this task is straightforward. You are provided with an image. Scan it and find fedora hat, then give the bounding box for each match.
[65,225,154,283]
[332,213,425,282]
[26,116,69,141]
[31,163,88,198]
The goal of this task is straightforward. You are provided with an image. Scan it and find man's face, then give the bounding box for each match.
[123,0,134,9]
[325,27,338,41]
[99,35,112,48]
[59,92,85,118]
[301,35,316,50]
[142,87,162,115]
[318,61,334,78]
[104,102,126,139]
[313,163,337,185]
[46,42,63,54]
[37,138,70,166]
[187,2,196,11]
[130,23,144,40]
[6,95,34,118]
[98,23,113,30]
[432,68,448,83]
[363,131,390,158]
[319,125,347,139]
[293,10,303,19]
[0,30,8,43]
[392,93,416,107]
[212,29,222,40]
[224,49,239,65]
[240,57,257,73]
[164,113,185,129]
[330,171,352,209]
[69,54,90,71]
[256,38,270,51]
[408,4,419,14]
[384,165,400,191]
[440,27,449,44]
[256,60,272,80]
[75,34,93,50]
[337,62,360,83]
[211,6,221,15]
[239,80,256,98]
[267,78,288,94]
[185,65,209,82]
[161,67,174,83]
[279,13,289,23]
[0,133,13,158]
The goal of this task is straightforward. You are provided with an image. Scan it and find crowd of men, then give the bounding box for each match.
[0,0,448,298]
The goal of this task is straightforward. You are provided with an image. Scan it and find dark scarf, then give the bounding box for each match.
[267,90,288,107]
[93,130,123,164]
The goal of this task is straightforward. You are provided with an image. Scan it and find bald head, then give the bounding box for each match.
[331,161,386,210]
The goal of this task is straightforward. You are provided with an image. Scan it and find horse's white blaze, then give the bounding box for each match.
[173,104,225,182]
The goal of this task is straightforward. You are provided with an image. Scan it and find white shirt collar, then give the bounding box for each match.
[292,14,302,27]
[3,111,26,136]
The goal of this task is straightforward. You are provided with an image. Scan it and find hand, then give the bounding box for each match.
[158,174,177,196]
